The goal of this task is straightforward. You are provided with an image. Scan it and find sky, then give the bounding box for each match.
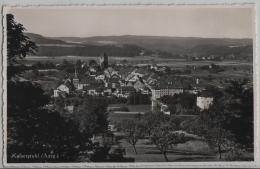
[6,6,254,38]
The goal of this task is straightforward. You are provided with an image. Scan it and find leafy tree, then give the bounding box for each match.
[7,81,92,162]
[7,14,37,79]
[90,145,134,162]
[90,146,111,162]
[127,92,151,105]
[159,92,197,115]
[72,96,108,135]
[6,14,93,162]
[224,79,253,148]
[190,94,237,159]
[75,60,88,75]
[188,79,253,160]
[32,61,56,69]
[58,59,74,73]
[140,112,168,137]
[121,59,128,65]
[54,97,66,113]
[140,112,189,161]
[89,59,98,67]
[7,14,37,65]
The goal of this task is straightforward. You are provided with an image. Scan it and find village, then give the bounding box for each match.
[10,51,253,162]
[48,53,215,116]
[22,53,221,161]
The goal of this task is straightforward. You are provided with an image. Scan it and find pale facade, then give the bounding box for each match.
[53,84,70,97]
[196,96,214,110]
[151,88,183,100]
[57,84,70,94]
[77,84,84,90]
[53,89,59,97]
[95,74,105,80]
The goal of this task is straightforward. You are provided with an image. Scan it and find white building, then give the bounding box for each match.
[77,84,84,90]
[65,105,74,114]
[54,84,70,97]
[151,88,184,100]
[196,96,214,110]
[95,74,105,81]
[160,104,170,115]
[53,89,59,97]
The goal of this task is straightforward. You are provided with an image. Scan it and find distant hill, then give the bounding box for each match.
[25,33,253,60]
[53,35,252,55]
[25,33,155,57]
[34,44,155,57]
[25,33,67,44]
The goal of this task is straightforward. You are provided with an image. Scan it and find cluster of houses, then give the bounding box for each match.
[53,54,214,115]
[53,65,152,99]
[185,53,224,61]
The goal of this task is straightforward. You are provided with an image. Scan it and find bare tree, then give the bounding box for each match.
[150,122,186,161]
[119,119,144,154]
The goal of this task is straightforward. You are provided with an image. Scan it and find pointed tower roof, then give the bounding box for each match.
[74,66,78,79]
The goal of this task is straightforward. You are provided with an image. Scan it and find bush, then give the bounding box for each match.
[224,147,247,161]
[90,146,134,162]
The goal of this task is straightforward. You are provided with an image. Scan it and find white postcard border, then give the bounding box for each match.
[0,1,259,168]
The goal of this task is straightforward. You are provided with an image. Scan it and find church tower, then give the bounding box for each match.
[103,52,108,69]
[73,67,79,89]
[99,52,108,70]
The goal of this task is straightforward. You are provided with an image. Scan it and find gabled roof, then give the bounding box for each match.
[135,67,150,75]
[118,67,135,77]
[80,75,96,84]
[198,89,215,97]
[142,86,151,91]
[118,86,136,92]
[109,77,120,83]
[150,76,193,90]
[54,77,74,90]
[111,73,120,78]
[137,76,144,84]
[104,67,115,73]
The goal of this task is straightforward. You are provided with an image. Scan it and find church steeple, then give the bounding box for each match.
[99,52,109,70]
[74,66,78,78]
[73,66,79,89]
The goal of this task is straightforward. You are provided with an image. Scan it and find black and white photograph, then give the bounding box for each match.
[1,2,259,168]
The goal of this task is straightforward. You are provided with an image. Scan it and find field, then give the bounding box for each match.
[107,104,216,162]
[118,139,216,162]
[108,104,151,124]
[21,55,252,67]
[108,104,151,112]
[21,56,253,82]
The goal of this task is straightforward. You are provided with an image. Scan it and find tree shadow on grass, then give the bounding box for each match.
[174,156,216,162]
[145,149,213,156]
